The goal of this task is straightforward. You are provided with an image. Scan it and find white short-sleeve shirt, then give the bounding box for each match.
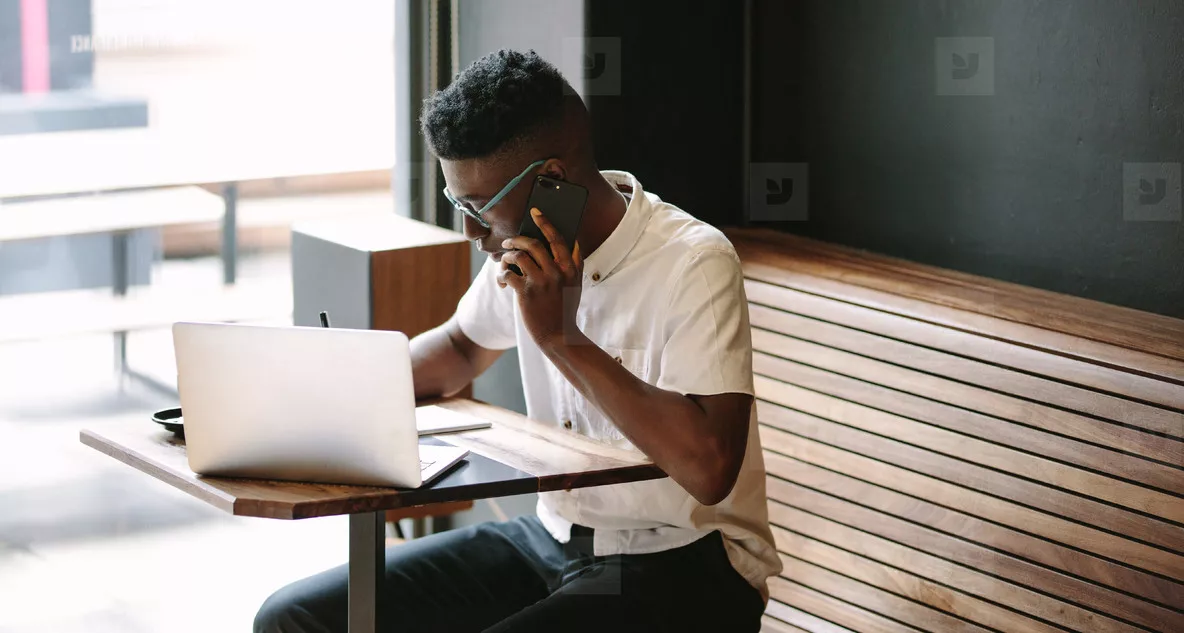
[455,170,782,601]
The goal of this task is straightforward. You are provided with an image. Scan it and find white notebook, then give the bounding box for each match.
[416,405,493,435]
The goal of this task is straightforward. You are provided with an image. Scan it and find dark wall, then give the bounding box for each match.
[585,0,745,228]
[752,0,1184,319]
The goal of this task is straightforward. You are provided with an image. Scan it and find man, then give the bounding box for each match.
[255,49,780,633]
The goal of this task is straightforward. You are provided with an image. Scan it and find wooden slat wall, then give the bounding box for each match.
[731,230,1184,633]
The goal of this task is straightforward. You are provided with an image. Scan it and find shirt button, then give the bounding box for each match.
[563,420,573,430]
[591,272,601,282]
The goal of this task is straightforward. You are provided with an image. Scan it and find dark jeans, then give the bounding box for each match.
[254,516,764,633]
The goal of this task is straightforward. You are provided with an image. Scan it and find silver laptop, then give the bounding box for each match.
[173,321,470,488]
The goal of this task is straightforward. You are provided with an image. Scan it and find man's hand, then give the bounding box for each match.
[497,208,584,352]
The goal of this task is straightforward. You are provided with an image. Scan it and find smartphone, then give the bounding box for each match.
[508,175,588,276]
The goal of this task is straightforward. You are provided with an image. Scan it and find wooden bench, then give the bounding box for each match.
[724,229,1184,633]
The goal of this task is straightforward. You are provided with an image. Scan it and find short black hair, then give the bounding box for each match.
[420,49,572,160]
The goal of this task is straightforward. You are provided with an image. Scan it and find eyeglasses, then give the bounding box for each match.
[442,159,547,229]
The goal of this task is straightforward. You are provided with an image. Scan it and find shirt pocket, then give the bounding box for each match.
[574,346,650,448]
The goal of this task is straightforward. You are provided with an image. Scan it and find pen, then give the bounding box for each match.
[319,311,331,328]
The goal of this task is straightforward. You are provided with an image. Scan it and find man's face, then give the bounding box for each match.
[442,157,539,262]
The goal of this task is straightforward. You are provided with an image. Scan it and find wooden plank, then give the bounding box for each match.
[757,422,1184,580]
[746,283,1184,410]
[0,187,224,241]
[751,320,1184,440]
[763,451,1184,612]
[739,230,1184,349]
[768,471,1182,629]
[780,555,994,633]
[728,230,1184,364]
[0,279,294,344]
[761,613,811,633]
[753,352,1184,494]
[773,527,1078,633]
[736,257,1184,385]
[775,233,1184,348]
[78,398,664,520]
[764,601,856,633]
[770,503,1157,633]
[430,399,665,490]
[756,375,1184,524]
[371,241,470,339]
[752,346,1181,467]
[757,396,1184,554]
[769,577,922,633]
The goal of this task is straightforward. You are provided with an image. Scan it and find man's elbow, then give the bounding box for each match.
[691,448,743,506]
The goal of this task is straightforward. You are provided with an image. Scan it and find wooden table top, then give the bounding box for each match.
[80,397,666,520]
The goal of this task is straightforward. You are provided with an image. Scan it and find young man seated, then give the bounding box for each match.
[254,49,780,633]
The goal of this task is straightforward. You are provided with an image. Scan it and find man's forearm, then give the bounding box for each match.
[410,324,475,399]
[542,333,732,504]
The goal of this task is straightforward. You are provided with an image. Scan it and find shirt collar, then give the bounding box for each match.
[582,170,653,285]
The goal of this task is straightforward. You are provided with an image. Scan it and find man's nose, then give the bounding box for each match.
[461,214,489,242]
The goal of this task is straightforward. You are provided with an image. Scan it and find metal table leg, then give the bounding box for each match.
[110,228,179,397]
[111,230,130,383]
[221,182,238,285]
[349,511,385,633]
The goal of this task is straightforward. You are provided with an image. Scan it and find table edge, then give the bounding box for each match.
[79,428,238,514]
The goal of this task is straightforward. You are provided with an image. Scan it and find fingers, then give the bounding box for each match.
[499,251,540,288]
[572,240,583,274]
[529,208,573,265]
[502,235,554,278]
[497,267,524,291]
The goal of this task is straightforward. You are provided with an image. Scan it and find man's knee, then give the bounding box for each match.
[253,585,328,633]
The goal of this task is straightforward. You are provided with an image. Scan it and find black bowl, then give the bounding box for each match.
[152,407,184,437]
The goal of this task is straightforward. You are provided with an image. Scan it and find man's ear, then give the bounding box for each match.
[541,158,567,181]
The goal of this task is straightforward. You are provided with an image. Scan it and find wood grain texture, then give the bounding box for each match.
[753,344,1180,467]
[737,231,1184,632]
[426,398,665,491]
[761,421,1184,583]
[370,240,470,338]
[756,378,1184,526]
[79,397,663,520]
[764,601,856,633]
[765,451,1184,612]
[734,253,1184,384]
[753,351,1184,492]
[757,402,1184,560]
[780,554,995,633]
[768,578,918,633]
[770,506,1148,633]
[745,278,1184,407]
[760,614,811,633]
[727,228,1184,365]
[773,527,1075,633]
[740,230,1184,346]
[751,319,1184,440]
